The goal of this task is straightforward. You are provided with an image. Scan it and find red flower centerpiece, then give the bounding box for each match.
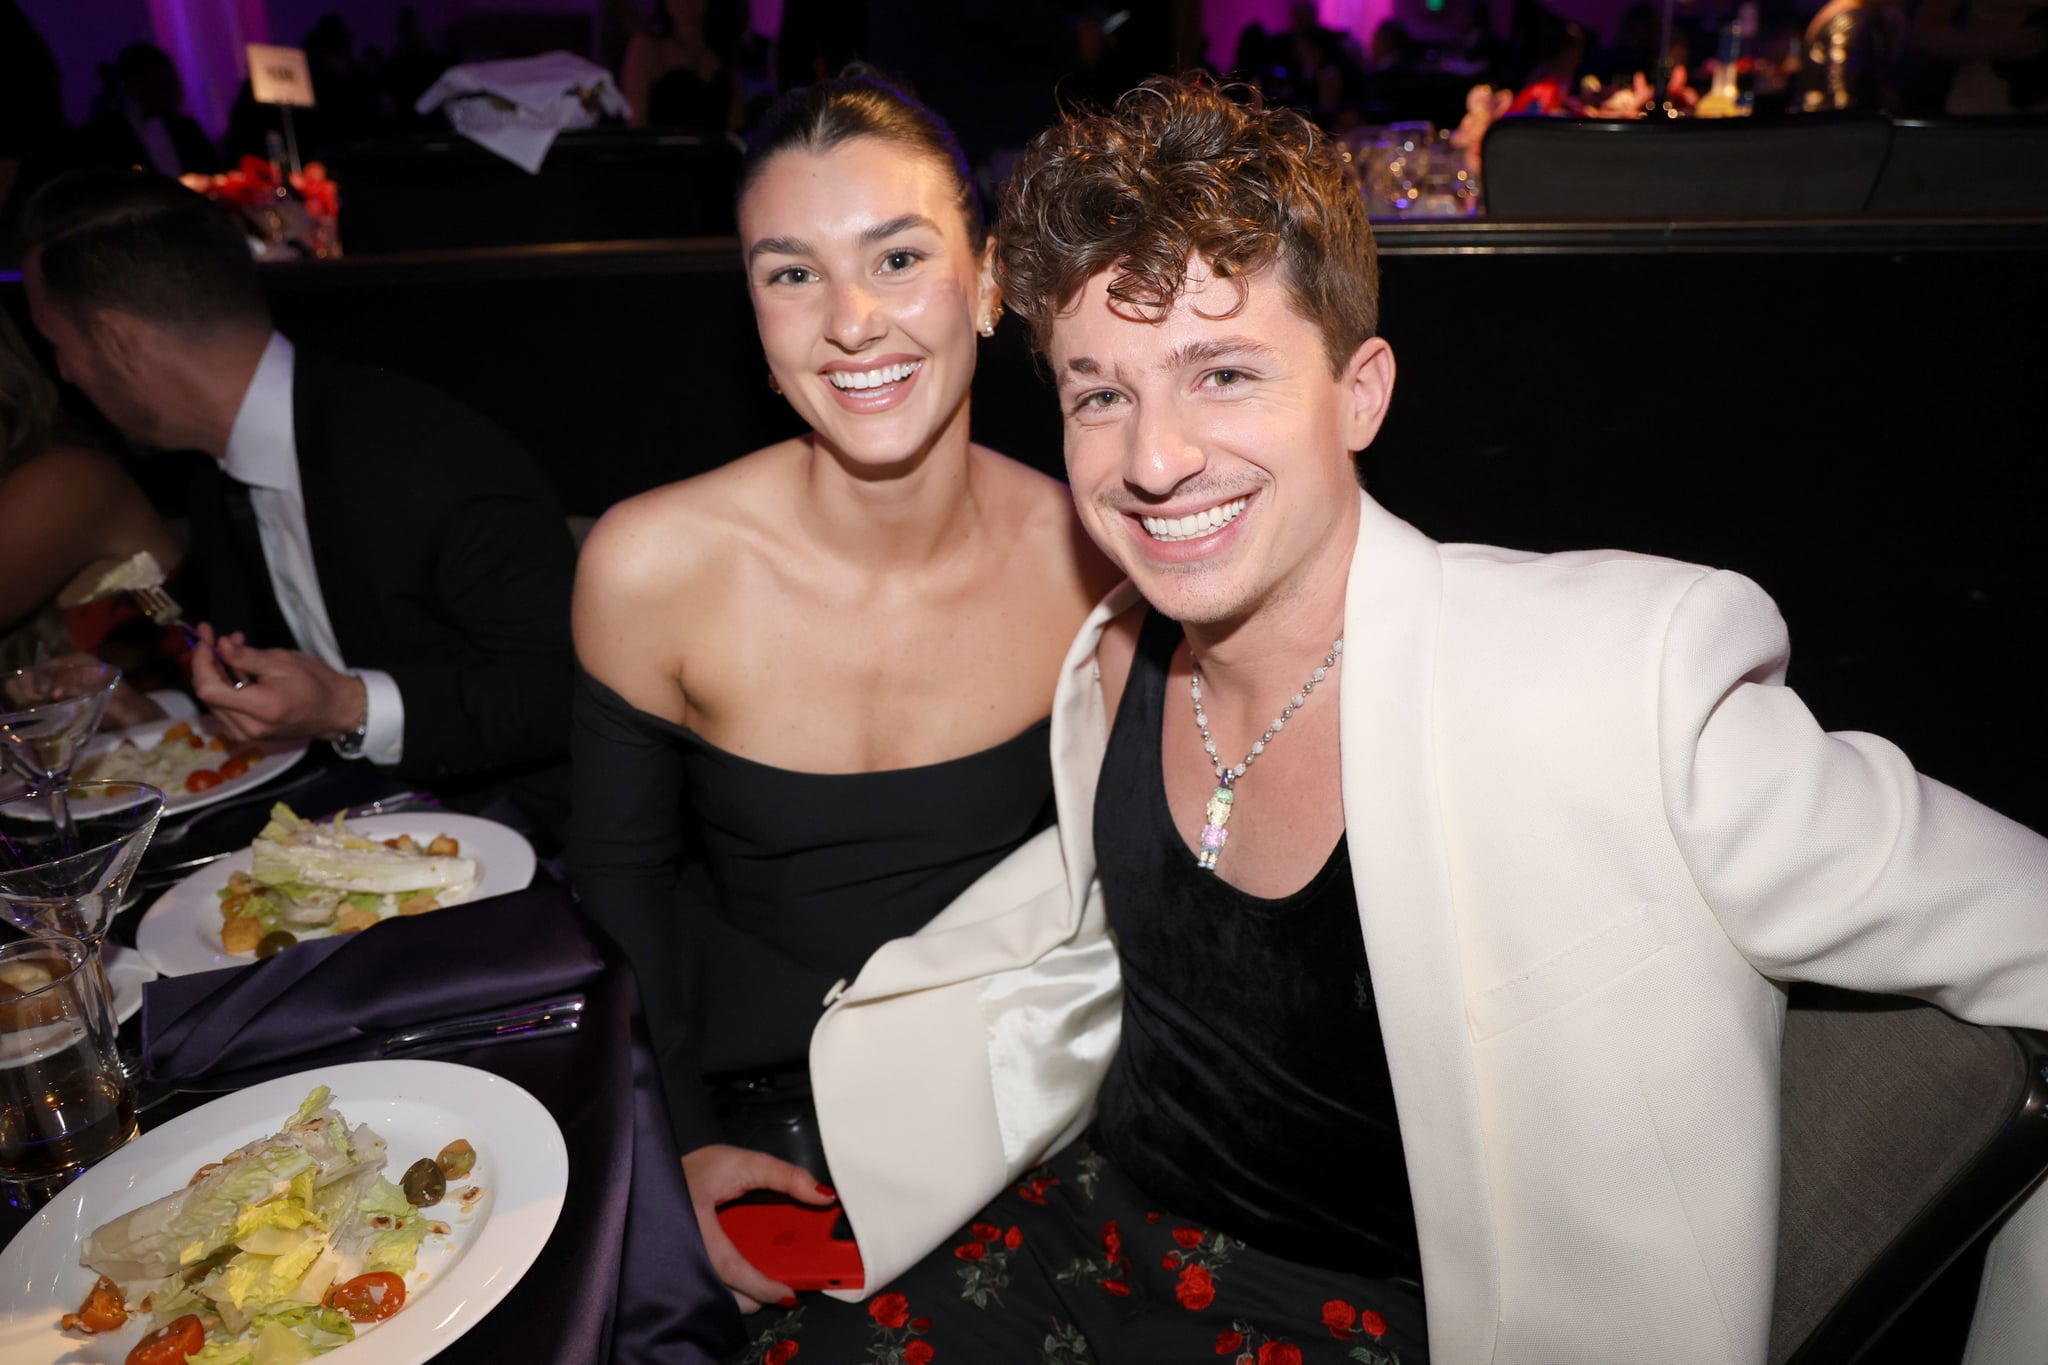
[180,155,341,258]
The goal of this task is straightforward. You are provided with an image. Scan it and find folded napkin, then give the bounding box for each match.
[143,883,601,1086]
[414,51,629,173]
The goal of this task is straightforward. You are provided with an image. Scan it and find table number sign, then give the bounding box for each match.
[247,44,315,107]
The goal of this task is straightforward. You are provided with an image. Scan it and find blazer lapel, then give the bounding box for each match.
[1342,490,1501,1363]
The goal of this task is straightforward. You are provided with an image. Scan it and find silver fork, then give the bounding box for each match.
[128,584,249,689]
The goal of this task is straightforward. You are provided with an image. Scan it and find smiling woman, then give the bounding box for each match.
[566,70,1120,1339]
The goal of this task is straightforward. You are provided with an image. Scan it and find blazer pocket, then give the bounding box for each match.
[1468,902,1679,1042]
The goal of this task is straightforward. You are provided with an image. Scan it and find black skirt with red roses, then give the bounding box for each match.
[732,1136,1428,1365]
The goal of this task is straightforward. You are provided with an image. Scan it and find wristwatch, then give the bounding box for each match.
[333,685,369,759]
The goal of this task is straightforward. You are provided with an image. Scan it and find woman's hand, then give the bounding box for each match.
[100,678,168,730]
[30,654,165,730]
[681,1143,836,1312]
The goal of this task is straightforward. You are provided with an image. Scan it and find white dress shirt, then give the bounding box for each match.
[220,333,405,765]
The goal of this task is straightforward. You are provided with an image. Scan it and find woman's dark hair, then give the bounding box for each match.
[0,309,57,473]
[739,68,984,244]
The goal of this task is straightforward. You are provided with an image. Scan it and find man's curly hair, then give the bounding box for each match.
[995,75,1379,376]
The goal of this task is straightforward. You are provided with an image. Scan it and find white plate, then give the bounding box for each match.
[73,714,308,817]
[0,1060,567,1365]
[133,814,537,978]
[101,944,154,1026]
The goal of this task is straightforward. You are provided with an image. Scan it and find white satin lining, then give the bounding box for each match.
[980,918,1124,1171]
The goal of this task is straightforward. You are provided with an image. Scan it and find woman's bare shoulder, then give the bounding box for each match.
[578,441,802,598]
[4,441,128,492]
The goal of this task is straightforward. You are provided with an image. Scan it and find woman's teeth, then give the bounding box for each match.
[1142,497,1249,542]
[827,361,921,391]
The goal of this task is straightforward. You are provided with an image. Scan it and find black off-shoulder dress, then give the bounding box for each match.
[570,670,1055,1160]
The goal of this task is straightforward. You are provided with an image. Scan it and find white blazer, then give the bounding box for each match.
[810,491,2048,1364]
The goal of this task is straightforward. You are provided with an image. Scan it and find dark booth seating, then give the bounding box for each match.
[1481,115,1895,219]
[1867,118,2048,216]
[1771,988,2048,1364]
[322,129,741,252]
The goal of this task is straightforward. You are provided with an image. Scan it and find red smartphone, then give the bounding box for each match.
[716,1191,866,1292]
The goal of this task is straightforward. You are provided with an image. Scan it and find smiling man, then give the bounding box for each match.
[771,76,2048,1365]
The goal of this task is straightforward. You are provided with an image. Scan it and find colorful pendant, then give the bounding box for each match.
[1188,636,1340,874]
[1196,781,1234,872]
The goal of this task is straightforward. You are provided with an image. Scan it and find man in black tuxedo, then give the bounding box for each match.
[18,171,575,817]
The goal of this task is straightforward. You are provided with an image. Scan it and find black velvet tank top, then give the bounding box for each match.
[1092,609,1423,1280]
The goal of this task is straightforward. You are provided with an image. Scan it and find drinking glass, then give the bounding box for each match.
[0,659,123,788]
[0,782,165,1078]
[0,661,124,839]
[0,934,136,1205]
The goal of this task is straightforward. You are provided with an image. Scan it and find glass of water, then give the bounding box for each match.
[0,934,136,1205]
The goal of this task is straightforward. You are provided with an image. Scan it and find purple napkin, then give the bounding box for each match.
[142,883,602,1085]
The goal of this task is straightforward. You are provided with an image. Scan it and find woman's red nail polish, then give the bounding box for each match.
[816,1185,836,1199]
[780,1296,799,1308]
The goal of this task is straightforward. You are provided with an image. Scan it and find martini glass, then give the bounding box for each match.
[0,781,165,1077]
[0,661,123,835]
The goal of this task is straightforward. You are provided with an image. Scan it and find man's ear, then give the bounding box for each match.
[89,308,152,382]
[1339,336,1396,452]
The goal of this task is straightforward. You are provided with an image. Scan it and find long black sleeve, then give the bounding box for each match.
[569,669,723,1151]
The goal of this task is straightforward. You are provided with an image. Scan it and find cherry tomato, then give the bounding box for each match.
[185,769,226,794]
[218,757,252,780]
[326,1271,406,1323]
[186,736,206,750]
[231,748,264,767]
[60,1274,127,1333]
[125,1315,205,1365]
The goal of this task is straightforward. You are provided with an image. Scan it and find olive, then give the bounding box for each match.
[437,1139,476,1181]
[255,930,298,960]
[401,1157,447,1207]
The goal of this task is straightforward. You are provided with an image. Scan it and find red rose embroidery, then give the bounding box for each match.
[1145,1212,1161,1224]
[912,1318,932,1332]
[765,1343,799,1365]
[869,1293,910,1329]
[1101,1278,1132,1296]
[954,1242,986,1261]
[1162,1252,1182,1269]
[1257,1345,1303,1365]
[1359,1309,1387,1339]
[1214,1329,1245,1354]
[1321,1299,1357,1337]
[1016,1184,1046,1205]
[1172,1227,1205,1249]
[972,1222,1002,1242]
[904,1342,935,1365]
[1100,1220,1123,1260]
[1175,1265,1216,1311]
[1004,1226,1023,1250]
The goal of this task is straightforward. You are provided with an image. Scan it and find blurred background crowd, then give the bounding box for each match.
[7,0,2044,250]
